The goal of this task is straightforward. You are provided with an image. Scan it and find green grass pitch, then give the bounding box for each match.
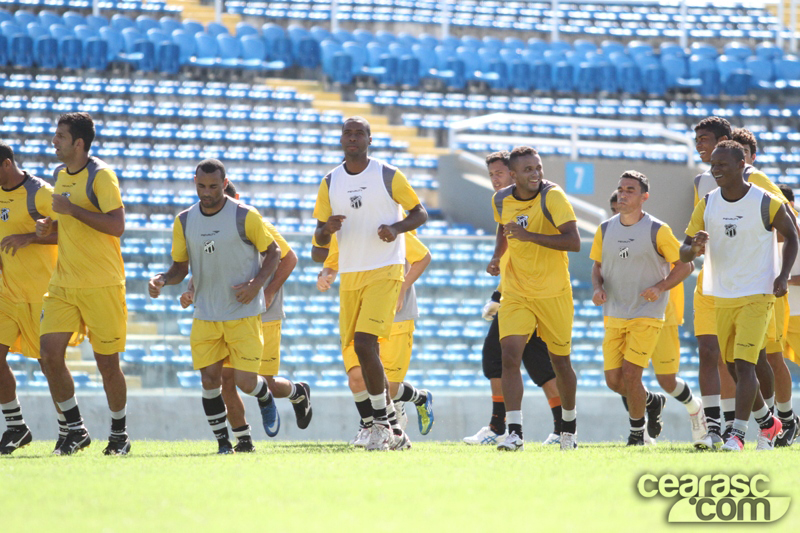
[2,440,799,532]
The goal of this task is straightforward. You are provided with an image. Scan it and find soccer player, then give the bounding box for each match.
[313,116,427,451]
[690,117,786,448]
[682,140,798,451]
[607,189,707,443]
[0,143,60,454]
[37,113,130,456]
[591,172,694,445]
[149,159,282,454]
[464,151,564,446]
[489,146,580,452]
[733,129,798,446]
[318,232,431,450]
[179,181,312,452]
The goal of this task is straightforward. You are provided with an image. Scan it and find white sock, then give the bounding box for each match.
[562,408,576,422]
[777,400,793,416]
[506,410,522,426]
[753,404,770,420]
[111,407,126,420]
[765,395,775,409]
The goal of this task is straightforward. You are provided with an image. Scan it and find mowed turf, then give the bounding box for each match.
[2,440,800,532]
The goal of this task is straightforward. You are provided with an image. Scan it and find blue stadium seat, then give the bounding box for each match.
[38,10,63,29]
[240,34,284,70]
[723,41,752,61]
[111,14,136,32]
[133,39,156,71]
[171,29,195,64]
[86,14,108,31]
[745,56,773,88]
[99,26,124,61]
[147,28,171,45]
[698,67,721,96]
[235,22,258,37]
[724,70,751,96]
[27,22,49,40]
[193,32,219,67]
[263,23,292,64]
[159,16,182,35]
[0,34,7,66]
[330,51,353,84]
[690,42,717,59]
[217,34,243,68]
[1,21,23,38]
[182,19,204,36]
[531,61,552,91]
[206,22,229,37]
[49,24,73,41]
[33,35,58,68]
[14,9,36,28]
[617,62,643,93]
[9,34,33,67]
[717,55,745,82]
[756,42,782,61]
[643,65,667,95]
[74,25,98,42]
[62,11,86,29]
[59,36,83,69]
[136,15,160,34]
[156,41,180,74]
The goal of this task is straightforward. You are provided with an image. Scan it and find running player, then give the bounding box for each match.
[731,128,798,446]
[0,143,60,454]
[179,181,312,452]
[490,146,580,452]
[149,159,282,454]
[682,140,798,451]
[313,117,427,451]
[464,151,564,446]
[607,189,707,443]
[37,112,130,456]
[591,172,694,445]
[318,232,431,450]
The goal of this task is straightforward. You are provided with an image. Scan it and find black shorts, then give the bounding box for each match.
[482,314,557,387]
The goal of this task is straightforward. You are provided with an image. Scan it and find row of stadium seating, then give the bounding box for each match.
[0,1,178,16]
[225,0,780,41]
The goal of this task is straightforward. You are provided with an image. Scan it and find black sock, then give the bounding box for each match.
[253,379,272,404]
[551,405,562,434]
[621,396,629,412]
[288,382,303,402]
[202,389,229,442]
[397,382,425,405]
[562,418,576,434]
[490,401,506,434]
[508,423,523,439]
[704,406,721,434]
[778,409,795,421]
[756,411,774,430]
[57,418,68,436]
[231,424,251,442]
[723,411,736,426]
[630,416,645,438]
[110,415,126,437]
[355,399,373,427]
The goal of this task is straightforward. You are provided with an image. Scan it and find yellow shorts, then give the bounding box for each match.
[498,289,573,355]
[342,320,414,382]
[603,317,664,370]
[765,294,788,354]
[785,315,800,365]
[0,295,41,359]
[222,319,281,375]
[339,278,401,348]
[651,324,681,375]
[715,295,774,364]
[693,289,716,337]
[190,315,263,372]
[41,284,126,355]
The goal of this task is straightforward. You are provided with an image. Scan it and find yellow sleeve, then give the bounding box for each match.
[171,215,188,262]
[768,196,783,225]
[693,185,699,207]
[492,194,502,224]
[546,187,578,227]
[35,185,56,218]
[92,169,124,213]
[685,198,706,237]
[405,233,429,263]
[311,233,330,249]
[656,224,682,263]
[749,172,789,205]
[263,220,290,259]
[589,225,603,262]
[313,178,332,222]
[323,234,339,270]
[390,170,421,210]
[244,209,274,253]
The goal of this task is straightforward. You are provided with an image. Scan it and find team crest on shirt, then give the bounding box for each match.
[515,214,528,229]
[203,240,215,254]
[0,208,8,221]
[350,195,362,209]
[619,247,629,259]
[725,223,737,238]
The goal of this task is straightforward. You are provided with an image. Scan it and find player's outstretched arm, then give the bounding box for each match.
[680,233,707,263]
[149,261,189,298]
[773,206,799,297]
[52,193,125,237]
[591,261,606,305]
[507,220,580,252]
[314,216,345,246]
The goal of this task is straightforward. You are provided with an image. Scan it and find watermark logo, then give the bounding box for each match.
[637,474,790,523]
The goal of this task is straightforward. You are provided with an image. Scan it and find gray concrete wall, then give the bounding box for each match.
[17,390,766,445]
[438,152,701,237]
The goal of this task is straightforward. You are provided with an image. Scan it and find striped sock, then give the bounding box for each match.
[110,406,127,437]
[353,390,373,427]
[57,413,68,438]
[386,400,401,436]
[370,392,388,424]
[201,387,229,442]
[247,376,272,404]
[702,395,721,435]
[231,424,251,441]
[57,396,84,430]
[1,398,26,429]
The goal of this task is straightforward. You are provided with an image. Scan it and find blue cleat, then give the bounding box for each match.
[260,394,280,437]
[416,390,434,435]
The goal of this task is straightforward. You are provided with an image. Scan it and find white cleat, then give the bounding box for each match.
[463,426,507,445]
[395,401,408,432]
[688,397,708,443]
[365,423,392,451]
[352,426,371,448]
[694,431,723,451]
[542,433,561,445]
[560,432,578,451]
[497,432,524,451]
[390,430,412,451]
[644,433,657,446]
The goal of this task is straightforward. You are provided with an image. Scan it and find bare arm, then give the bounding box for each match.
[52,193,125,237]
[504,220,581,252]
[591,261,606,305]
[314,216,345,247]
[149,260,190,298]
[0,231,58,256]
[264,249,298,306]
[311,245,329,264]
[773,206,799,297]
[680,233,707,263]
[487,223,507,276]
[233,241,281,304]
[378,204,429,243]
[640,260,693,302]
